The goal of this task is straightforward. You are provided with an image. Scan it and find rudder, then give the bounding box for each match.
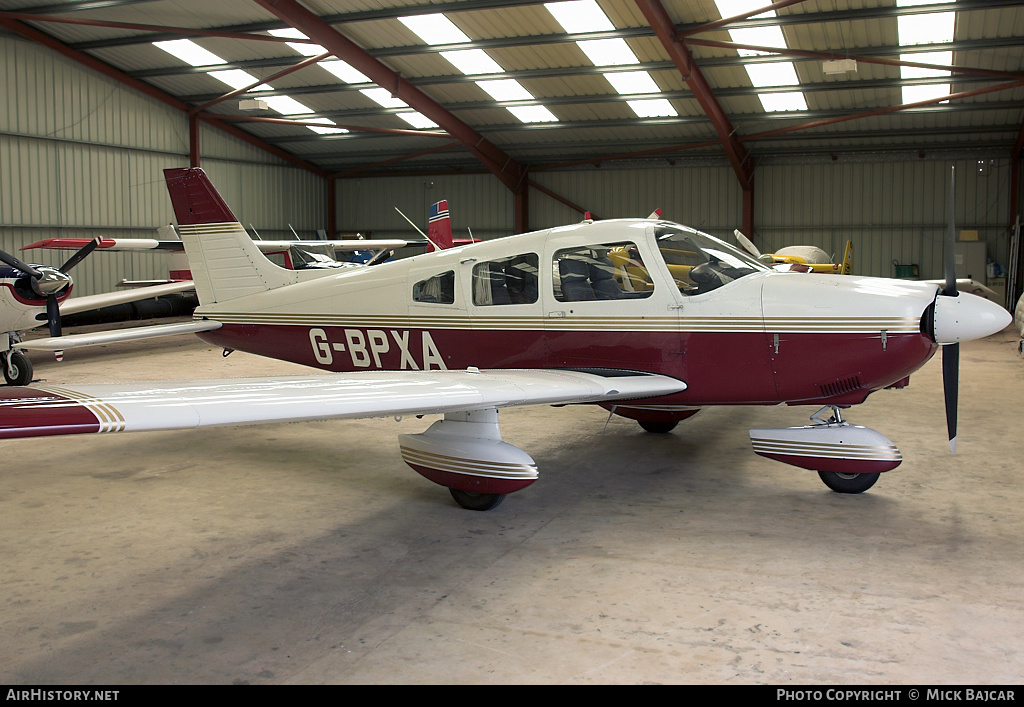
[163,168,295,304]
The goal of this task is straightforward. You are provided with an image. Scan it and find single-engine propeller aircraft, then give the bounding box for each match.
[0,239,198,385]
[0,167,1010,510]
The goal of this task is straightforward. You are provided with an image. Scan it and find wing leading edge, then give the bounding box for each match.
[0,369,685,439]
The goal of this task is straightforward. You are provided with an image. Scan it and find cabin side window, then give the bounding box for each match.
[413,270,455,304]
[472,254,539,306]
[552,242,654,302]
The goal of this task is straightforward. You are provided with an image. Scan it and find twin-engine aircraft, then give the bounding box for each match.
[0,168,1010,511]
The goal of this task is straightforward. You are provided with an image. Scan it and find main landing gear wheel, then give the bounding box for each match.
[638,419,678,434]
[3,350,33,386]
[449,489,506,511]
[818,471,880,494]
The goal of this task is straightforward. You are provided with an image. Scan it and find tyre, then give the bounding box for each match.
[449,489,506,511]
[3,351,33,386]
[638,419,678,434]
[817,471,879,494]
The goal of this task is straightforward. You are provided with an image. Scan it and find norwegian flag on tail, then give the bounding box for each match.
[427,200,454,252]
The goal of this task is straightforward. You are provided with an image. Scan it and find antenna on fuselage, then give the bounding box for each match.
[394,207,442,251]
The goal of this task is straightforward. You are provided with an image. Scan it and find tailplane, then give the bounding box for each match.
[163,168,295,304]
[427,200,454,252]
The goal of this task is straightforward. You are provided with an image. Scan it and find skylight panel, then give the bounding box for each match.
[153,39,225,67]
[544,0,614,33]
[713,0,808,113]
[576,38,640,67]
[896,0,956,105]
[261,95,315,116]
[304,118,348,135]
[401,13,559,124]
[319,60,370,84]
[476,79,535,102]
[440,49,504,75]
[627,99,678,118]
[897,13,955,46]
[207,69,270,91]
[604,71,661,95]
[398,14,471,45]
[267,28,326,57]
[397,112,439,129]
[506,105,559,123]
[546,3,675,119]
[360,88,409,109]
[744,62,801,88]
[757,92,808,112]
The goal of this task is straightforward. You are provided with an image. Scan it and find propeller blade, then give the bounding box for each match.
[734,229,761,258]
[0,249,42,279]
[59,237,101,273]
[45,294,62,338]
[943,165,957,297]
[942,342,959,452]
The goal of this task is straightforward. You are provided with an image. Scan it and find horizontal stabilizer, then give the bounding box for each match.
[59,281,196,316]
[14,320,221,352]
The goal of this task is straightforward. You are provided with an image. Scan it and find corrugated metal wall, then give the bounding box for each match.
[336,156,1014,282]
[0,35,326,299]
[755,156,1012,281]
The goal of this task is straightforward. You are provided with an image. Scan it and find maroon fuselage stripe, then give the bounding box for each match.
[0,388,101,439]
[198,323,938,407]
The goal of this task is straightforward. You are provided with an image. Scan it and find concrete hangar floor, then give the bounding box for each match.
[1,322,1022,685]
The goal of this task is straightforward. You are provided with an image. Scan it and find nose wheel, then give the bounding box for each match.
[449,489,506,511]
[817,470,880,494]
[3,350,33,386]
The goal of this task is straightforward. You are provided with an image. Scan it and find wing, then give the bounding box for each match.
[0,369,685,439]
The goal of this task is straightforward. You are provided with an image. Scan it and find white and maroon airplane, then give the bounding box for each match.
[0,168,1010,511]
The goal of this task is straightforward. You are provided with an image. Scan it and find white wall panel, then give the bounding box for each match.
[1,35,326,298]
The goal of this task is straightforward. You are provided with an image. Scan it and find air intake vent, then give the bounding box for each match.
[817,375,862,398]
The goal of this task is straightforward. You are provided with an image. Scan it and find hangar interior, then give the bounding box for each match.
[1,0,1023,686]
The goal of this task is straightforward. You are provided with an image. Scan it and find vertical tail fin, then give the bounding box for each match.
[163,168,295,304]
[427,200,454,252]
[840,240,854,275]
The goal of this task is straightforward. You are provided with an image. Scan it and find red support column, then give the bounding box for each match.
[326,176,337,240]
[742,177,755,242]
[189,112,200,168]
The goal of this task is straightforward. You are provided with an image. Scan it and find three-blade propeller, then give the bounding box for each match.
[0,238,101,338]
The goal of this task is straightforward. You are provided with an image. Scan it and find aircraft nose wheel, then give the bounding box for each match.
[449,489,506,511]
[818,470,879,494]
[2,350,33,386]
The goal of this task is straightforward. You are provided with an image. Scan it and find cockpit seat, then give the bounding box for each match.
[559,258,596,301]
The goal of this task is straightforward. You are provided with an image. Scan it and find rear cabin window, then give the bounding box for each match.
[413,271,455,304]
[552,242,654,302]
[472,254,539,306]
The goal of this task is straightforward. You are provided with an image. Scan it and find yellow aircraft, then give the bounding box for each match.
[735,230,853,275]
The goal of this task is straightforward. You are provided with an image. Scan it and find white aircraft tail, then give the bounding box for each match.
[163,168,295,304]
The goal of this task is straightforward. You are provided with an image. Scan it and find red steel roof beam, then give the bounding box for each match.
[635,0,752,185]
[0,17,326,177]
[253,0,527,196]
[0,12,321,45]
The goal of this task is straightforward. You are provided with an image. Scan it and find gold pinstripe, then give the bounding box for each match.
[399,446,538,480]
[34,385,126,433]
[751,437,902,461]
[197,312,920,334]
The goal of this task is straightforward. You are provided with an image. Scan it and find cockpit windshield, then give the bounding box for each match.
[654,224,769,295]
